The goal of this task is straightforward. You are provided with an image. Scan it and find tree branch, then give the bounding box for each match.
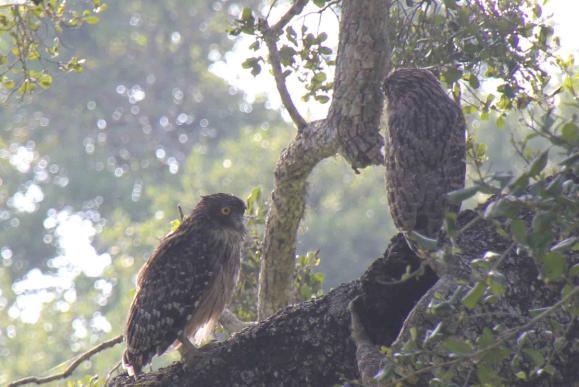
[258,120,339,319]
[328,0,391,171]
[262,21,308,130]
[259,0,309,130]
[8,335,123,387]
[257,0,392,320]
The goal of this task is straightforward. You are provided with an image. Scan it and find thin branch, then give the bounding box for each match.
[8,334,123,387]
[375,260,428,286]
[261,22,307,130]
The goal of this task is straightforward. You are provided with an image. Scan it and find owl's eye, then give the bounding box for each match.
[220,206,232,215]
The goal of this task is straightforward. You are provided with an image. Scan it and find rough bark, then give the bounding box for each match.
[258,120,339,319]
[352,209,579,386]
[329,0,390,171]
[109,235,436,386]
[258,0,391,320]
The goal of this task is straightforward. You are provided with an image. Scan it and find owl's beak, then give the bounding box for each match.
[233,214,246,233]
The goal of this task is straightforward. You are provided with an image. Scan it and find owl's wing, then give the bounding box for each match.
[124,228,216,370]
[442,113,467,214]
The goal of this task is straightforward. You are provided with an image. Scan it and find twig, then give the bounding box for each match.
[375,261,428,286]
[105,361,122,385]
[261,1,308,130]
[178,204,185,221]
[8,334,123,387]
[452,212,482,239]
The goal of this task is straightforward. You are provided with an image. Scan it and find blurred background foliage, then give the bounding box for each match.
[0,0,576,384]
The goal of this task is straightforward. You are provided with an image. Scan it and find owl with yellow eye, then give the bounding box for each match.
[122,193,246,376]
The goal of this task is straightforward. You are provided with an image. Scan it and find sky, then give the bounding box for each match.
[10,0,579,324]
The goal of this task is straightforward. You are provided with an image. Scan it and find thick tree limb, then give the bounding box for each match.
[258,120,339,319]
[258,0,391,320]
[328,0,390,171]
[109,235,436,386]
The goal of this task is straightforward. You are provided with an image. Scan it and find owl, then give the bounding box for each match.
[383,68,466,244]
[122,193,246,376]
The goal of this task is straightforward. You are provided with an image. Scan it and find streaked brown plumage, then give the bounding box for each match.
[122,193,246,376]
[383,68,466,243]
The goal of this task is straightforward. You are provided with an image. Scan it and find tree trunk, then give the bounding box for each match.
[258,0,391,320]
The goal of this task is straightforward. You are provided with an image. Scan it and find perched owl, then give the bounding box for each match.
[383,68,466,244]
[122,193,246,376]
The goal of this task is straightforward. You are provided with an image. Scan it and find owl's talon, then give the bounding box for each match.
[178,335,202,363]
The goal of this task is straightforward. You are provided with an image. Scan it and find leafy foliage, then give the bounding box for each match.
[0,0,106,98]
[231,2,336,104]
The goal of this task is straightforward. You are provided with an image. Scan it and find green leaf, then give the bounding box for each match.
[84,16,100,24]
[531,211,554,239]
[278,46,296,66]
[523,348,545,367]
[3,79,15,89]
[170,218,181,232]
[487,271,507,296]
[462,281,486,309]
[529,150,549,177]
[510,219,527,244]
[496,115,506,129]
[443,67,462,84]
[560,122,579,145]
[315,95,330,104]
[312,72,327,83]
[477,364,501,385]
[446,186,479,205]
[442,337,473,354]
[484,198,521,219]
[241,7,252,21]
[542,252,567,281]
[39,73,53,89]
[466,73,480,89]
[477,327,495,348]
[506,173,529,194]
